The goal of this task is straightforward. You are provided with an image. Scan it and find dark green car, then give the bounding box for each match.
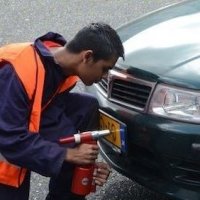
[86,0,200,199]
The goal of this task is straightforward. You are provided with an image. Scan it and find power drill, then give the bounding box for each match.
[59,129,110,196]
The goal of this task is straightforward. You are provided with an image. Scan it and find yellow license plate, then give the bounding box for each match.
[99,110,127,152]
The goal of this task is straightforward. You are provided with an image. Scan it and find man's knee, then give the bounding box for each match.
[87,95,99,112]
[80,93,99,109]
[77,94,100,131]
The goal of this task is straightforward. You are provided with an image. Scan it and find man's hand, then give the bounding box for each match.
[93,162,111,186]
[65,143,99,165]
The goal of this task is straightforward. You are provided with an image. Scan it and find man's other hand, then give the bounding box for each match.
[93,162,111,186]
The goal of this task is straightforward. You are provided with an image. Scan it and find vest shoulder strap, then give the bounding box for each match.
[0,43,45,132]
[0,43,44,100]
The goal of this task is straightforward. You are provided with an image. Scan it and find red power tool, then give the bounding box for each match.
[59,129,110,196]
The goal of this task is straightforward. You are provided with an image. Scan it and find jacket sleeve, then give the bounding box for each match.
[0,63,66,177]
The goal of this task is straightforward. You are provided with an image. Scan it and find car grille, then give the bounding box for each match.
[111,79,152,109]
[98,77,108,93]
[98,71,154,111]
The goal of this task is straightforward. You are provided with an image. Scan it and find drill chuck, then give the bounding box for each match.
[91,129,110,139]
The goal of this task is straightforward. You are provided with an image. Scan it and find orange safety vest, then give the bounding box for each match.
[0,42,79,187]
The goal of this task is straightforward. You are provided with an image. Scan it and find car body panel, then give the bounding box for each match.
[121,12,200,71]
[117,0,200,89]
[86,0,200,199]
[87,84,200,200]
[117,0,200,43]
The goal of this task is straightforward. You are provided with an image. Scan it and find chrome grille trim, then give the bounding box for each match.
[111,79,152,109]
[98,78,108,93]
[97,69,156,112]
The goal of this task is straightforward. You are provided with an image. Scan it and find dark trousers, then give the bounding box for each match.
[0,93,99,200]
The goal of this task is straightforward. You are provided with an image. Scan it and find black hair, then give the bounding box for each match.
[66,22,124,61]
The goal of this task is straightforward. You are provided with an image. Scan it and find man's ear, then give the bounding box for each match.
[82,50,93,63]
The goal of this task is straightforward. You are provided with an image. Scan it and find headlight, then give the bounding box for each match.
[148,84,200,123]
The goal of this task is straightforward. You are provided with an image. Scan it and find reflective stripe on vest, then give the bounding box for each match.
[0,153,26,187]
[0,42,79,187]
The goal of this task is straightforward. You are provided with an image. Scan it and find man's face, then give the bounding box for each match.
[79,56,118,86]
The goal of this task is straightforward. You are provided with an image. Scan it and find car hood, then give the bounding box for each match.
[118,12,200,89]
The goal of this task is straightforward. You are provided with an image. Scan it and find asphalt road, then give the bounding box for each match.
[0,0,184,199]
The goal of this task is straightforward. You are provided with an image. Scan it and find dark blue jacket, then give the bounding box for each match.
[0,32,73,177]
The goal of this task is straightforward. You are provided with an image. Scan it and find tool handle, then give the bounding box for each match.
[59,132,93,144]
[59,129,110,144]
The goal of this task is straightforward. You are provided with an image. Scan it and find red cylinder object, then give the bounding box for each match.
[71,140,97,195]
[59,130,111,196]
[71,165,94,196]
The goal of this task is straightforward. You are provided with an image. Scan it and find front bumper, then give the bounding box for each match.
[86,85,200,200]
